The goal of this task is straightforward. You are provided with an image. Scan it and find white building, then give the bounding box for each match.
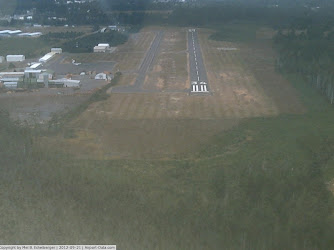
[94,46,107,53]
[51,48,62,54]
[39,52,56,63]
[29,63,42,69]
[6,55,25,62]
[49,78,80,88]
[3,82,17,89]
[95,73,107,80]
[18,32,42,37]
[98,43,110,47]
[94,43,110,53]
[95,73,113,81]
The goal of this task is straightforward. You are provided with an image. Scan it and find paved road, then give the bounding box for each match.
[112,31,164,93]
[188,29,210,94]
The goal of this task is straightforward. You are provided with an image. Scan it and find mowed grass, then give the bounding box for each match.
[0,37,51,58]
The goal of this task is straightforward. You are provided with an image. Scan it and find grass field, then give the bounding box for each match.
[0,37,51,58]
[50,26,305,159]
[2,24,334,248]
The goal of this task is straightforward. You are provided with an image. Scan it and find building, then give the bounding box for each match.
[94,46,107,53]
[3,82,18,89]
[18,32,42,37]
[95,73,107,80]
[0,56,4,63]
[39,52,56,63]
[8,30,22,35]
[6,55,25,62]
[95,72,113,81]
[94,43,110,53]
[24,69,42,79]
[29,63,42,69]
[51,48,62,54]
[49,78,80,88]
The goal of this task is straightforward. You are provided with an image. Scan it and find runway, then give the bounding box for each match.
[112,31,164,93]
[188,29,210,94]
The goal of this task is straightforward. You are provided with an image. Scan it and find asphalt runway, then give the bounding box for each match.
[188,29,210,94]
[112,31,164,93]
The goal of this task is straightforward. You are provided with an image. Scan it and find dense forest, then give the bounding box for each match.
[273,18,334,103]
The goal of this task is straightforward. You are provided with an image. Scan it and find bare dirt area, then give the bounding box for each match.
[143,28,189,91]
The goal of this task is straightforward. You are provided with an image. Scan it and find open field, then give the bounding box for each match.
[2,23,334,248]
[45,26,306,159]
[0,37,51,58]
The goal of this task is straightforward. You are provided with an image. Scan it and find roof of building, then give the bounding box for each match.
[39,52,56,62]
[29,63,42,69]
[25,69,42,73]
[94,46,107,50]
[98,43,110,47]
[7,54,25,57]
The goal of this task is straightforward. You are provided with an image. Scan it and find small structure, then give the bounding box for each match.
[95,72,113,81]
[95,73,107,80]
[109,25,117,31]
[98,43,110,47]
[51,48,62,54]
[0,56,4,63]
[94,43,110,53]
[29,63,42,69]
[8,30,22,35]
[6,55,25,62]
[49,78,80,88]
[39,52,56,63]
[94,46,106,53]
[24,69,42,79]
[18,32,42,37]
[3,82,17,89]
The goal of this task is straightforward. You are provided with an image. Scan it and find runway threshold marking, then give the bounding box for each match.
[188,29,210,94]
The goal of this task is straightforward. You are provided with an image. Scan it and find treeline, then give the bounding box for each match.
[41,31,84,41]
[62,31,128,53]
[274,25,334,104]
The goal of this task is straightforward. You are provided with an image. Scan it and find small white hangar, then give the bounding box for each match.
[94,43,110,53]
[6,55,25,62]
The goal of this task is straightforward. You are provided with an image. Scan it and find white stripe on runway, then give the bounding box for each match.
[203,85,208,92]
